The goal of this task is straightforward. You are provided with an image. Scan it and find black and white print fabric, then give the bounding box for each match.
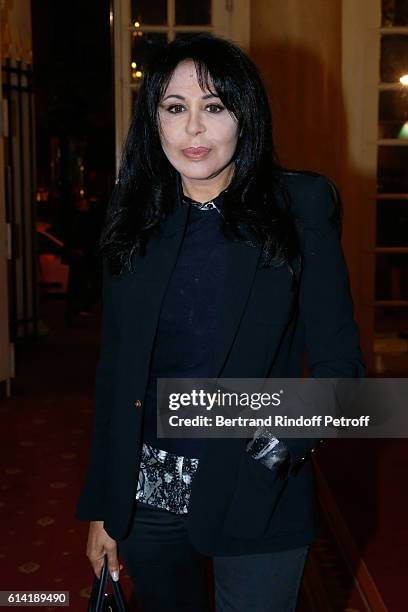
[136,429,289,515]
[135,443,199,514]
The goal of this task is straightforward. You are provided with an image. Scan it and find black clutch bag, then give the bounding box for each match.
[87,555,129,612]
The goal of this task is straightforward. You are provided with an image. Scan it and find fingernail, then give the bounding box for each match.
[111,570,119,582]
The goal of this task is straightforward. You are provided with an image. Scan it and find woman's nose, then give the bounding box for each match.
[185,111,206,135]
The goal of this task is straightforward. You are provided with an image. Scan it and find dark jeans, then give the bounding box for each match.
[118,501,309,612]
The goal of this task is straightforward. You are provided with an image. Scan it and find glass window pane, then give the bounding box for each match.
[377,199,408,246]
[131,32,168,83]
[379,90,408,139]
[131,88,139,113]
[375,253,408,301]
[175,0,211,25]
[382,0,408,26]
[175,32,211,42]
[131,0,167,25]
[378,146,408,193]
[380,35,408,83]
[374,307,408,339]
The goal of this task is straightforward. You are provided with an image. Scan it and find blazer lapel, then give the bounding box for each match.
[117,197,190,402]
[210,239,262,377]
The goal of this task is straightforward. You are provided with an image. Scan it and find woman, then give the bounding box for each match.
[75,34,365,611]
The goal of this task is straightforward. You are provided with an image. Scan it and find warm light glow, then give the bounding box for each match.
[79,189,85,196]
[135,70,142,78]
[399,121,408,139]
[134,21,140,28]
[400,74,408,86]
[131,61,137,69]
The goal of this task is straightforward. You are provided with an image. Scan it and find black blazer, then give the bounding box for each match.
[75,170,365,555]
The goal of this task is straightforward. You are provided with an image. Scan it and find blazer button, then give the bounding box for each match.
[134,399,142,408]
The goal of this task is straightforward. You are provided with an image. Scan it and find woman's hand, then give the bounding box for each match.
[86,521,123,581]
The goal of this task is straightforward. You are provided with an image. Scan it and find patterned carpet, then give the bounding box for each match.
[0,297,398,611]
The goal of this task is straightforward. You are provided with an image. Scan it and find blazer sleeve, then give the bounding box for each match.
[74,260,119,520]
[282,175,366,476]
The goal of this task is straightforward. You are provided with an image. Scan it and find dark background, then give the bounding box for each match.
[31,0,115,237]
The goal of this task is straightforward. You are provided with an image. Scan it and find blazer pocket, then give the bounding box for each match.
[223,451,288,540]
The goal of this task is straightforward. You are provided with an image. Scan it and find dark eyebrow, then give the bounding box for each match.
[161,93,220,102]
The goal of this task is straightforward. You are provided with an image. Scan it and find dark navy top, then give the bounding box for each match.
[141,189,228,458]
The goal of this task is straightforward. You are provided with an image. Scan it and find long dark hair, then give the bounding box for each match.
[100,34,316,276]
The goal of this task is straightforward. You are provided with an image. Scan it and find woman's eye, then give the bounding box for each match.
[167,104,185,114]
[206,104,225,113]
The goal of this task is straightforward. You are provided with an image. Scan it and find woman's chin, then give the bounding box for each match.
[179,170,218,181]
[177,163,229,182]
